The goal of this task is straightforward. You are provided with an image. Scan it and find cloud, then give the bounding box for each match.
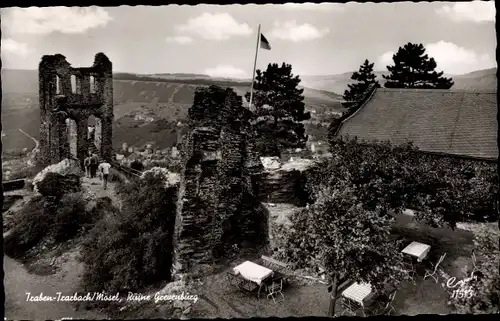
[281,2,345,11]
[177,13,252,41]
[377,41,494,75]
[204,65,248,78]
[2,7,112,35]
[269,21,329,42]
[1,39,31,57]
[436,1,494,23]
[165,36,193,44]
[377,51,396,69]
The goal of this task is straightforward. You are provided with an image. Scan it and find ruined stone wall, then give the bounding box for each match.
[172,86,266,278]
[38,53,113,167]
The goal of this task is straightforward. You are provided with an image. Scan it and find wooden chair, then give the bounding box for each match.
[403,259,417,284]
[340,297,365,317]
[266,279,284,303]
[370,290,397,316]
[424,253,446,283]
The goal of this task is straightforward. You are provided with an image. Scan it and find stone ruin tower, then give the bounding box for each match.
[38,53,113,167]
[171,85,268,279]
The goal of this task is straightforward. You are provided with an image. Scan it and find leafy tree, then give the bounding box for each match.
[311,137,497,228]
[275,182,408,317]
[383,42,454,89]
[245,62,311,157]
[343,59,380,104]
[441,226,499,314]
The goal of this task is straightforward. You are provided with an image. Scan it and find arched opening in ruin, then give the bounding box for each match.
[87,114,102,156]
[65,118,78,159]
[71,75,77,94]
[90,76,96,94]
[56,76,61,94]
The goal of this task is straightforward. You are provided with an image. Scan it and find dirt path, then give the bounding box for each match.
[4,177,122,320]
[4,254,107,320]
[82,176,122,209]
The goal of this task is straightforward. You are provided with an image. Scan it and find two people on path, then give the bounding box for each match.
[98,160,112,190]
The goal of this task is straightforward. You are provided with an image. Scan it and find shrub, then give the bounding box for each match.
[36,172,81,199]
[444,226,499,314]
[4,195,55,258]
[53,193,93,242]
[108,168,127,184]
[81,171,178,293]
[4,192,97,258]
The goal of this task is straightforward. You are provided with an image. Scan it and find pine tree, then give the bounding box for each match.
[383,42,454,89]
[245,62,311,157]
[343,59,380,103]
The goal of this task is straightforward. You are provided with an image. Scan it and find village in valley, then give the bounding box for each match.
[2,2,499,319]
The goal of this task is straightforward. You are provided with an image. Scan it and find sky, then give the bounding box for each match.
[1,1,496,78]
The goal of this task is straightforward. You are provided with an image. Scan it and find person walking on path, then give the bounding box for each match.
[83,155,92,178]
[90,153,99,178]
[97,160,112,190]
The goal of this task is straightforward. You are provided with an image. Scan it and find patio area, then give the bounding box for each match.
[190,263,455,318]
[189,213,476,318]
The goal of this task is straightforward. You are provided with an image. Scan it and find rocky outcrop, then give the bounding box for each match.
[172,85,266,279]
[33,158,83,194]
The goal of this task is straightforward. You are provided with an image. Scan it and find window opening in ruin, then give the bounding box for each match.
[56,76,61,94]
[71,75,77,94]
[90,76,96,94]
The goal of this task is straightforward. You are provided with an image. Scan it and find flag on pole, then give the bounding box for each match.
[249,25,270,111]
[260,33,271,50]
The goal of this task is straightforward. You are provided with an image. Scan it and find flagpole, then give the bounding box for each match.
[249,24,261,111]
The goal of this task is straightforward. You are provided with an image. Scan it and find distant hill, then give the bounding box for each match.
[301,68,497,95]
[1,69,342,152]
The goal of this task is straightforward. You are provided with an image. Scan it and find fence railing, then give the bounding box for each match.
[110,161,143,179]
[3,179,26,192]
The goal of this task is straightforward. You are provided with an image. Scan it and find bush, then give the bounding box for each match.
[4,192,97,258]
[81,171,178,293]
[146,158,182,173]
[4,195,51,258]
[443,226,499,314]
[108,168,127,184]
[53,193,94,242]
[36,172,81,198]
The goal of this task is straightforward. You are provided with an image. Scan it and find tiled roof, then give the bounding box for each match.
[337,88,498,160]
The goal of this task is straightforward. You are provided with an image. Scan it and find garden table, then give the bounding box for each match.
[342,282,374,306]
[341,282,374,316]
[402,241,431,262]
[233,261,274,298]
